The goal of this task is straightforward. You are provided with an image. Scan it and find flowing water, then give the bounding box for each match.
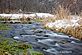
[0,22,82,55]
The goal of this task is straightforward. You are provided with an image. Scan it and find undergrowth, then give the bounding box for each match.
[0,36,44,55]
[0,23,11,30]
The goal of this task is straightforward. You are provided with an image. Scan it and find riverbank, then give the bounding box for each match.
[45,15,82,40]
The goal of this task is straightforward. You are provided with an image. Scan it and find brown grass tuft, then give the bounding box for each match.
[54,5,71,20]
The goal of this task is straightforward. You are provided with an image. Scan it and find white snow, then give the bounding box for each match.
[35,13,54,18]
[0,13,54,19]
[46,16,81,29]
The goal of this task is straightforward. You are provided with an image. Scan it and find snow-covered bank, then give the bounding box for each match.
[0,13,54,19]
[46,16,82,29]
[45,16,82,39]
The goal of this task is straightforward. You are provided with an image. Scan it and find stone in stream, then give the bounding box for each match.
[34,29,58,37]
[35,33,45,36]
[55,43,60,47]
[34,29,46,33]
[71,41,76,44]
[13,35,21,39]
[24,30,35,35]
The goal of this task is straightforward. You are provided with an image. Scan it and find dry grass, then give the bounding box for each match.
[54,5,71,20]
[45,4,82,40]
[52,3,82,40]
[53,26,82,40]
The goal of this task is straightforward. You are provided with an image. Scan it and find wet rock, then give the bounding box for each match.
[13,35,21,40]
[35,33,45,36]
[24,30,34,35]
[71,41,76,44]
[34,29,45,33]
[55,43,60,47]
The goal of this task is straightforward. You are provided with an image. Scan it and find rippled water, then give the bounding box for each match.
[0,22,82,55]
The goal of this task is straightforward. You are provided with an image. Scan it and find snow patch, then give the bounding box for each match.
[46,16,81,29]
[0,13,54,19]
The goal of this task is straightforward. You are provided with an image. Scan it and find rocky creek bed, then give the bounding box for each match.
[0,22,82,55]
